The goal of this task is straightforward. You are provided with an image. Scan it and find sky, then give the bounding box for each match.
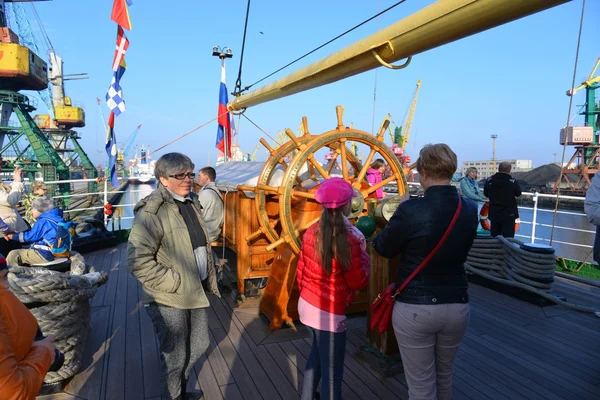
[12,0,600,169]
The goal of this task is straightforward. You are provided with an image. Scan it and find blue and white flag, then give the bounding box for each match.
[106,58,127,116]
[105,112,120,187]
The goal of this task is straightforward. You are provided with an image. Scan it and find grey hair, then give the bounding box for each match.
[31,196,56,213]
[155,153,195,180]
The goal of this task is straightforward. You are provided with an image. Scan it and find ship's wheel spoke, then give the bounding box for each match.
[308,155,330,180]
[326,151,340,174]
[353,148,377,189]
[339,141,349,180]
[291,189,316,200]
[362,174,398,197]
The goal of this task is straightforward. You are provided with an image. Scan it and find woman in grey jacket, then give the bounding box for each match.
[128,153,220,400]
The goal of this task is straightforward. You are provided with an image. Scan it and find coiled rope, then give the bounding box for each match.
[8,252,108,383]
[465,236,600,317]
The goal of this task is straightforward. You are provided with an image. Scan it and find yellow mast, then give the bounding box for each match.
[228,0,570,111]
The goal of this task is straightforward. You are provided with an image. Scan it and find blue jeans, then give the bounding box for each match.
[301,328,346,400]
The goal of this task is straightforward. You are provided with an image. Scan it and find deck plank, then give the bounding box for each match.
[137,281,162,398]
[211,327,262,400]
[124,274,145,399]
[103,246,128,399]
[38,245,600,400]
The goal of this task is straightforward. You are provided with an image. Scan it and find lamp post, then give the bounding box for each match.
[212,46,233,163]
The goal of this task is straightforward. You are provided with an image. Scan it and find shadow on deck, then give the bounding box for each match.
[39,243,600,400]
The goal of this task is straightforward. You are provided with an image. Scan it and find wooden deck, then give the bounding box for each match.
[40,243,600,400]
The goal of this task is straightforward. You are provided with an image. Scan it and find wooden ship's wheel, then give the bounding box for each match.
[242,106,408,329]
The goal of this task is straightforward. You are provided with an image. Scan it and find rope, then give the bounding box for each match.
[116,111,227,175]
[241,113,280,145]
[465,236,599,316]
[7,252,109,383]
[233,0,252,96]
[550,0,586,244]
[240,0,409,93]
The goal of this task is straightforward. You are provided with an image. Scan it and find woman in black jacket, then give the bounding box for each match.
[373,144,478,400]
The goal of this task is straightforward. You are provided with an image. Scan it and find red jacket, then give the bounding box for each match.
[296,220,370,315]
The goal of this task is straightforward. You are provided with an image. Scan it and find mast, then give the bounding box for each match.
[228,0,571,111]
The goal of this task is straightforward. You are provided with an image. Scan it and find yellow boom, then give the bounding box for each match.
[228,0,571,111]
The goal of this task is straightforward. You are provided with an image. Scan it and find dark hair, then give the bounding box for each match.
[369,159,385,170]
[317,204,351,275]
[199,166,216,182]
[499,162,512,173]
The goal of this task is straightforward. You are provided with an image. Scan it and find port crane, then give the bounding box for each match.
[553,57,600,193]
[117,124,142,168]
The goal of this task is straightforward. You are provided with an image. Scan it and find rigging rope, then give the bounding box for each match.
[550,0,586,244]
[116,111,228,175]
[240,0,408,94]
[233,0,252,97]
[240,113,279,145]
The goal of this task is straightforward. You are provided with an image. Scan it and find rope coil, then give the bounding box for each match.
[8,252,108,383]
[465,236,599,316]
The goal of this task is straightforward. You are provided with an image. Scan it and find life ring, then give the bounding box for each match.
[479,203,520,233]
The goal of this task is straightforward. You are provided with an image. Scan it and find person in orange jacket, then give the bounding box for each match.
[0,256,57,399]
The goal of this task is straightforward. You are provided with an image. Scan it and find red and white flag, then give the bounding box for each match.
[112,26,129,72]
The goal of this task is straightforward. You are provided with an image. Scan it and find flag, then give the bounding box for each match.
[216,63,232,158]
[106,58,127,115]
[231,115,238,145]
[105,112,120,187]
[112,26,129,72]
[111,0,132,31]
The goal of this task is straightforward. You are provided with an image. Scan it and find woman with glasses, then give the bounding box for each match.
[128,152,220,400]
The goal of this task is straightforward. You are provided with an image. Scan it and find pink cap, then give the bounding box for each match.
[315,178,354,209]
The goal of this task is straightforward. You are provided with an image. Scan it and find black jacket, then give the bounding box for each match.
[483,172,522,220]
[373,186,478,305]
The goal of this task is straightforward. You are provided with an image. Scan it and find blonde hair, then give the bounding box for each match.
[416,144,457,180]
[466,167,478,176]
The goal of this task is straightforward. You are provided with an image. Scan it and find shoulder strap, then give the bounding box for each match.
[205,187,224,204]
[395,197,463,295]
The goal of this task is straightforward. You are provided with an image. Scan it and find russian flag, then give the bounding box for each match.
[216,64,232,158]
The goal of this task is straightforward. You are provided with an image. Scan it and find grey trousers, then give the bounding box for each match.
[146,304,209,400]
[392,302,470,400]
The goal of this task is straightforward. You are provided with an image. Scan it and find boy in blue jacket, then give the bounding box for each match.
[5,196,66,267]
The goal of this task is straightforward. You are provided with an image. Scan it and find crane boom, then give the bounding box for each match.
[401,79,421,150]
[123,124,142,158]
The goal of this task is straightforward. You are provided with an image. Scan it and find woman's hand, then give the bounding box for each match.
[32,334,57,364]
[4,234,13,240]
[13,168,23,182]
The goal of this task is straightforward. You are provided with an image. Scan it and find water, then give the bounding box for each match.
[110,184,595,262]
[108,183,156,231]
[515,206,593,262]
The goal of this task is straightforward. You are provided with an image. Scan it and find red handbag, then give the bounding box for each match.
[370,198,463,334]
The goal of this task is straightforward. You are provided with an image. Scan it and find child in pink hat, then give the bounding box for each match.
[296,177,370,400]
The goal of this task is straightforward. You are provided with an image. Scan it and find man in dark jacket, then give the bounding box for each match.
[484,162,522,238]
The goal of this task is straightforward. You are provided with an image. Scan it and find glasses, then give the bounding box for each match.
[169,172,195,180]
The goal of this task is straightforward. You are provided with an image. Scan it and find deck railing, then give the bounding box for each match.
[27,178,592,261]
[395,182,593,259]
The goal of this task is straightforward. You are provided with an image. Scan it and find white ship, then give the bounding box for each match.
[128,145,156,184]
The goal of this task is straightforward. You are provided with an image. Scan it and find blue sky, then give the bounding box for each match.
[15,0,600,168]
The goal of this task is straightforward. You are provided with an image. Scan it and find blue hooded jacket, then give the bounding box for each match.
[13,209,65,260]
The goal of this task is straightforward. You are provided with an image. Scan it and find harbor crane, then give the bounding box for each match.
[554,57,600,193]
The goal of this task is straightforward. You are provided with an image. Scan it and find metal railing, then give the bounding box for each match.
[396,182,593,258]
